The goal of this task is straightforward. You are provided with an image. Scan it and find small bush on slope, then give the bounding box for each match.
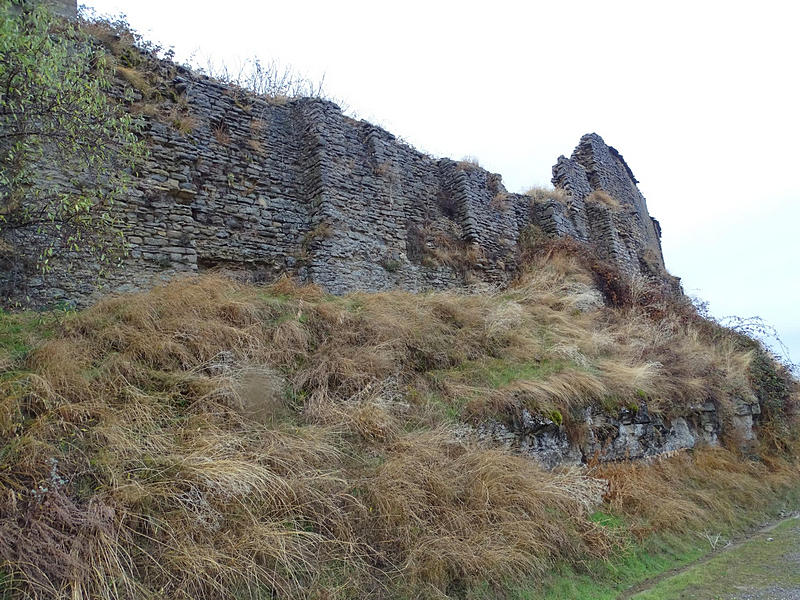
[0,261,797,598]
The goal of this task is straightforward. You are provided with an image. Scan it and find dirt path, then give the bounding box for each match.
[621,513,800,600]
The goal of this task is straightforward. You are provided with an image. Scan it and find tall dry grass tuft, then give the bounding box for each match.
[598,446,800,537]
[526,186,569,204]
[361,430,611,591]
[0,277,369,599]
[585,189,621,209]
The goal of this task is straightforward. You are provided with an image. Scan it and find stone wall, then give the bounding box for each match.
[1,51,671,306]
[16,0,77,19]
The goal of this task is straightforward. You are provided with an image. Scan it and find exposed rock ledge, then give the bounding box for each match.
[476,397,762,468]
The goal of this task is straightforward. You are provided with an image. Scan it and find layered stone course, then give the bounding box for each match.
[2,54,670,306]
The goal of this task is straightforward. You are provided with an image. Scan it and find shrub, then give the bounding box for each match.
[200,56,328,100]
[0,2,145,291]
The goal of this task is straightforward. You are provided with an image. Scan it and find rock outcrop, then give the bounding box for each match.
[477,399,763,468]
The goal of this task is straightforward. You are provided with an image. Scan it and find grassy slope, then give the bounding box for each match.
[631,515,800,599]
[0,249,798,599]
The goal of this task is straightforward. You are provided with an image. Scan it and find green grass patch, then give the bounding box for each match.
[422,391,469,423]
[511,532,707,600]
[0,309,64,382]
[430,358,566,388]
[590,510,626,529]
[632,516,800,599]
[0,568,14,600]
[0,310,44,359]
[0,308,62,357]
[254,291,294,306]
[502,487,800,600]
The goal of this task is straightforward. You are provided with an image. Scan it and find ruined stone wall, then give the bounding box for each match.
[544,133,668,278]
[1,53,671,306]
[2,41,774,467]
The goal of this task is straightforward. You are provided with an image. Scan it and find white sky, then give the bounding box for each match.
[84,0,800,367]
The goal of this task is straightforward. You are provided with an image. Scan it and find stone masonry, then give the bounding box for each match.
[548,134,667,276]
[0,50,674,306]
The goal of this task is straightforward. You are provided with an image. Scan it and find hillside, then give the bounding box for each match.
[0,5,798,600]
[2,244,798,598]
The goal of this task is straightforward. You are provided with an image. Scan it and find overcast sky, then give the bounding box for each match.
[84,0,799,368]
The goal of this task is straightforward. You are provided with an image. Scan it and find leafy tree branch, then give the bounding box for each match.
[0,0,145,289]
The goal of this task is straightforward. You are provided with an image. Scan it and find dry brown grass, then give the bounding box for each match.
[427,233,485,275]
[212,121,232,146]
[490,191,510,212]
[0,279,366,598]
[250,117,266,133]
[586,189,621,209]
[130,100,198,135]
[0,263,797,598]
[407,225,487,276]
[169,108,199,135]
[116,65,153,98]
[526,186,569,204]
[598,445,800,537]
[247,137,264,154]
[130,101,159,118]
[362,430,611,590]
[82,20,139,61]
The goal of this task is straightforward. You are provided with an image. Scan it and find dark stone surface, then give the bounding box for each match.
[476,400,737,468]
[45,0,77,19]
